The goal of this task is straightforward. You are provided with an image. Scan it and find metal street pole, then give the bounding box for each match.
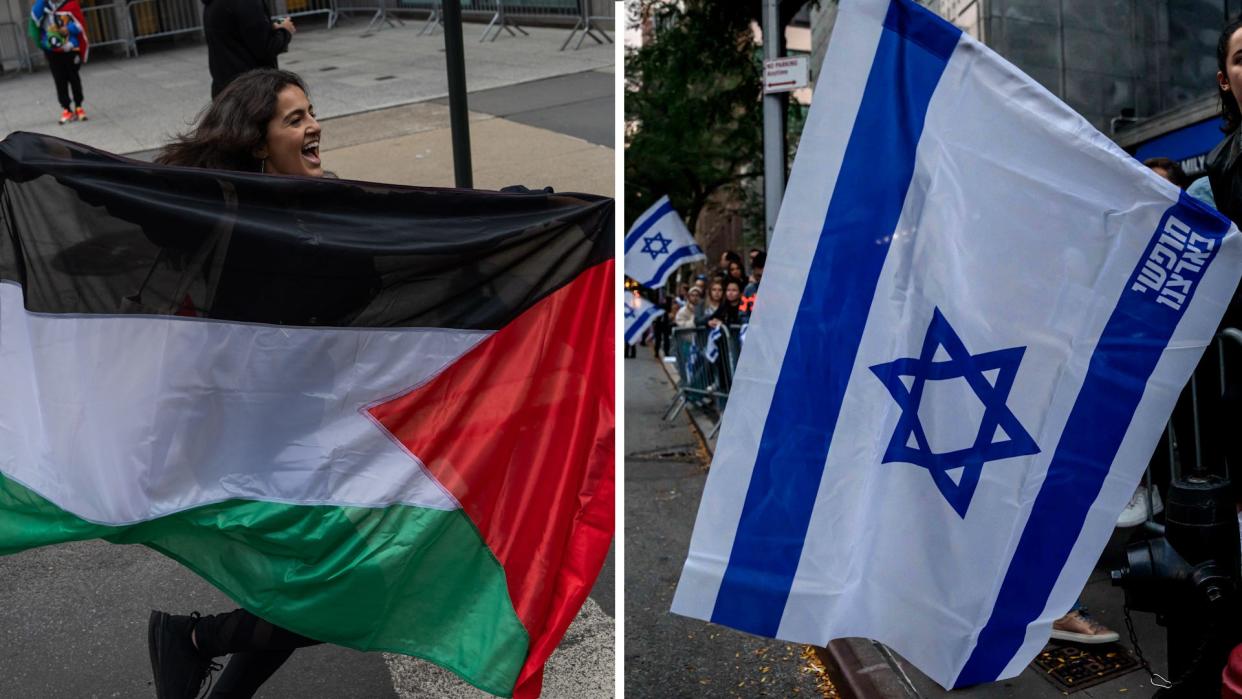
[762,0,785,248]
[443,0,473,188]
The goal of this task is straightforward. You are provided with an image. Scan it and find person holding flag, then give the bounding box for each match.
[0,70,612,699]
[625,195,706,289]
[146,68,330,699]
[27,0,89,125]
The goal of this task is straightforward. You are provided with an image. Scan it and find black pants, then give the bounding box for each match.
[45,51,83,110]
[194,609,322,698]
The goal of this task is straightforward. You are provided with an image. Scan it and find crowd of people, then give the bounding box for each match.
[639,247,766,360]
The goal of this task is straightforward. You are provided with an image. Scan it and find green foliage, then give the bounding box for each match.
[624,1,765,235]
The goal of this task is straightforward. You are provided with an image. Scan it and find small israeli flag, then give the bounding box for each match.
[702,325,722,363]
[623,292,663,346]
[738,323,748,346]
[624,196,706,289]
[673,0,1242,690]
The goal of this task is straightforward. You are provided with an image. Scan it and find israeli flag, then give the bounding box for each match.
[702,325,723,363]
[625,196,706,288]
[623,292,663,346]
[673,0,1242,690]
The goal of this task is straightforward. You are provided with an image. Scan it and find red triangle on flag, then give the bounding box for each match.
[369,259,614,698]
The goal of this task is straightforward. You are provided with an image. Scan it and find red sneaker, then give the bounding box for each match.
[74,106,87,121]
[58,109,74,125]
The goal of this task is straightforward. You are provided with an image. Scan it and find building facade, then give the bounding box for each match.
[810,0,1242,180]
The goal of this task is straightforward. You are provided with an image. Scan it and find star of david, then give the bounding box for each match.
[640,232,672,261]
[624,304,636,319]
[868,308,1039,518]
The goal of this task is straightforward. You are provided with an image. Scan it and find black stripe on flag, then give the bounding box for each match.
[0,132,612,330]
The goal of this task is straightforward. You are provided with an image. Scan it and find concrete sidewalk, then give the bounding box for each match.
[322,72,613,194]
[0,17,612,155]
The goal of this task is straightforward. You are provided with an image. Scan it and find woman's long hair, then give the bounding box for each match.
[1219,17,1242,133]
[156,69,309,171]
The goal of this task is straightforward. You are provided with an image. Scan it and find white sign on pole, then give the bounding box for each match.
[764,56,809,94]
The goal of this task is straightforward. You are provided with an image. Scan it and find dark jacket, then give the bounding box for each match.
[1207,130,1241,225]
[1205,130,1242,331]
[708,299,741,327]
[203,0,290,98]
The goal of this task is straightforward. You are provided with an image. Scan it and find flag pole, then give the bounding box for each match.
[762,0,785,248]
[443,0,473,188]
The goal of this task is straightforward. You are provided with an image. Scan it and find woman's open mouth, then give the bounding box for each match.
[301,139,321,166]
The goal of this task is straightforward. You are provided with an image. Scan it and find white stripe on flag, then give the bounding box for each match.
[0,282,486,525]
[670,0,885,623]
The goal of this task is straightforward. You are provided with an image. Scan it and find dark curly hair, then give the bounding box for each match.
[1218,17,1242,133]
[156,69,309,171]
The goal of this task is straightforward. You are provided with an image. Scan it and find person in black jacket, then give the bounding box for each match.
[203,0,296,98]
[705,279,743,328]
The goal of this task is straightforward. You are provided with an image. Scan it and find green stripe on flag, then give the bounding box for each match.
[0,474,529,696]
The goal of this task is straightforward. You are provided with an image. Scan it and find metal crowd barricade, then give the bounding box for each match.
[664,325,740,439]
[0,19,33,73]
[336,0,427,34]
[1124,327,1242,534]
[332,0,383,26]
[475,0,526,42]
[83,1,135,57]
[127,0,204,54]
[272,0,337,29]
[559,0,611,51]
[1,0,33,73]
[410,0,441,35]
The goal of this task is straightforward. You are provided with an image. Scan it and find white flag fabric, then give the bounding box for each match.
[623,292,663,346]
[624,196,706,288]
[672,0,1242,690]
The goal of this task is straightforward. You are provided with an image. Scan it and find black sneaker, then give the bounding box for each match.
[148,610,221,698]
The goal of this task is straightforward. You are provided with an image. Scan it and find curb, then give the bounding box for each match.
[654,356,716,457]
[814,640,910,699]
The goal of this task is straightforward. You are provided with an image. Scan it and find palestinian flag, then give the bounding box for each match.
[0,132,614,698]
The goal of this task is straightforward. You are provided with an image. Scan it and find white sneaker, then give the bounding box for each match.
[1117,485,1162,528]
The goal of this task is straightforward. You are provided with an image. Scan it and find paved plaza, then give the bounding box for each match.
[0,17,613,155]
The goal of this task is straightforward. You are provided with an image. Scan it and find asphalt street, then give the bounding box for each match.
[0,67,614,699]
[624,354,824,698]
[432,70,614,147]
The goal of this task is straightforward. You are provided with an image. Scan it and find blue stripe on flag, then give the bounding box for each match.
[641,245,706,288]
[709,0,962,637]
[625,199,675,252]
[625,307,660,344]
[955,191,1231,686]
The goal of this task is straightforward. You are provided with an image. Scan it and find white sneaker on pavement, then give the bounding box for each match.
[1117,485,1162,528]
